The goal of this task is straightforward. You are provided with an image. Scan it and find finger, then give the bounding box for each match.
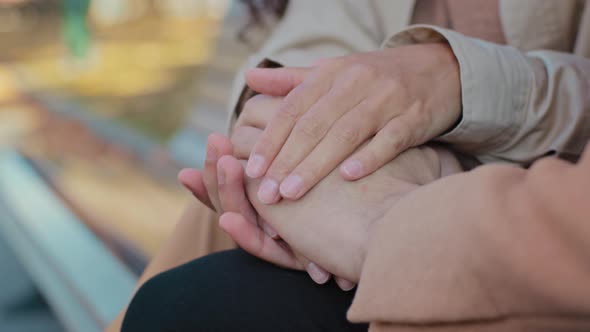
[340,114,418,181]
[177,168,214,210]
[220,212,329,282]
[235,95,281,129]
[282,248,331,284]
[306,261,331,285]
[278,101,376,200]
[230,126,262,160]
[217,155,279,239]
[219,212,303,270]
[262,84,365,200]
[217,155,259,225]
[334,277,356,291]
[245,71,331,182]
[236,164,280,240]
[203,133,233,212]
[245,67,310,96]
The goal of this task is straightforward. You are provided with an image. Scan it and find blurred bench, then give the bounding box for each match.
[0,149,137,332]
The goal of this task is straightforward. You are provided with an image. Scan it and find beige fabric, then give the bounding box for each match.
[226,0,414,131]
[412,0,506,45]
[385,23,590,165]
[223,1,590,330]
[117,5,590,329]
[411,0,450,27]
[446,0,506,44]
[227,0,590,166]
[348,144,590,331]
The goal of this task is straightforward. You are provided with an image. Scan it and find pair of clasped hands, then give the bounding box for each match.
[179,43,463,290]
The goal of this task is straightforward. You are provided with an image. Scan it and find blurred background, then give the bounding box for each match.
[0,1,261,331]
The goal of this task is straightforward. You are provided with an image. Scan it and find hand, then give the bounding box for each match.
[231,94,281,160]
[180,134,356,289]
[225,144,463,282]
[186,95,283,237]
[243,43,461,204]
[179,95,355,289]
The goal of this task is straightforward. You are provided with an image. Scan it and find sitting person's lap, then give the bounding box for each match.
[121,249,368,332]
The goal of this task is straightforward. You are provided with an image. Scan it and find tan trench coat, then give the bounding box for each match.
[200,1,590,330]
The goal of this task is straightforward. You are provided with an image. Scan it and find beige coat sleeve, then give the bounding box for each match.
[226,0,398,130]
[383,23,590,165]
[347,143,590,331]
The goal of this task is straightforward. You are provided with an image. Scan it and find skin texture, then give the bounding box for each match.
[182,94,463,287]
[183,132,463,283]
[184,95,340,286]
[240,143,458,282]
[243,43,462,205]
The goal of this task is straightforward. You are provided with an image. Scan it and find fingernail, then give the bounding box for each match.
[206,145,218,162]
[261,222,278,239]
[217,166,225,185]
[336,278,356,291]
[341,160,362,178]
[246,154,265,178]
[257,178,279,204]
[307,262,330,284]
[280,174,303,199]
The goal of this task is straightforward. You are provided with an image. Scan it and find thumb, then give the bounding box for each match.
[245,67,311,96]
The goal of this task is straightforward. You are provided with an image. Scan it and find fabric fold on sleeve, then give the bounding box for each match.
[382,25,590,165]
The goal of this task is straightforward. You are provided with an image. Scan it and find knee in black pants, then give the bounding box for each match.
[122,249,367,332]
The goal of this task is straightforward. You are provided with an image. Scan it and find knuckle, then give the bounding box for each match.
[253,136,276,157]
[359,148,380,170]
[317,57,347,70]
[331,75,356,94]
[391,132,409,152]
[381,77,402,95]
[387,121,408,138]
[347,63,378,80]
[276,99,300,121]
[383,124,410,151]
[331,124,361,144]
[294,118,327,141]
[391,136,407,152]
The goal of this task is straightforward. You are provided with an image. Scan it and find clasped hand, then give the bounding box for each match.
[180,43,463,288]
[180,97,462,288]
[244,43,461,204]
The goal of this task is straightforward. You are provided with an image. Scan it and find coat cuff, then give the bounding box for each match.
[381,25,534,153]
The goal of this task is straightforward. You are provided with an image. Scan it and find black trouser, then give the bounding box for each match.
[122,249,368,332]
